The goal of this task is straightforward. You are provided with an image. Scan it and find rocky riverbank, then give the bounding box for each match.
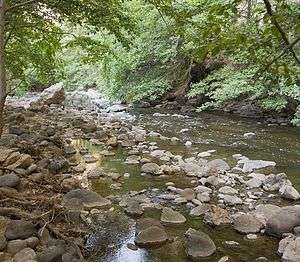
[1,84,300,261]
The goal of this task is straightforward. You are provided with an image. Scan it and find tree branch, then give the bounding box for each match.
[262,0,300,65]
[5,0,36,12]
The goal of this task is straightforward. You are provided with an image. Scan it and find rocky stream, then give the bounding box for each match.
[0,83,300,262]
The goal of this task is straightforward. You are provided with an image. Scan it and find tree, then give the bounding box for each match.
[0,0,133,135]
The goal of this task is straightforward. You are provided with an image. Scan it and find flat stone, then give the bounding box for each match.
[242,160,276,173]
[161,207,186,224]
[233,214,263,234]
[185,228,216,259]
[63,189,111,210]
[190,204,210,217]
[135,226,168,247]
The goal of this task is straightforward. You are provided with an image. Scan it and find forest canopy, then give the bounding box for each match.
[4,0,300,124]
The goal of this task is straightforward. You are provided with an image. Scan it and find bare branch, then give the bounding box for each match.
[262,0,300,65]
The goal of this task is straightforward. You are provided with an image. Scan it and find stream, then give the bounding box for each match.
[74,108,300,262]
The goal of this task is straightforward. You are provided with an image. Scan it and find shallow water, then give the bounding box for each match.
[76,109,300,262]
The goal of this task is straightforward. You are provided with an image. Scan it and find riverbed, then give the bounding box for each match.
[75,108,300,262]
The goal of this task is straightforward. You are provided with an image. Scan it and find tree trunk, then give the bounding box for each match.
[0,0,6,136]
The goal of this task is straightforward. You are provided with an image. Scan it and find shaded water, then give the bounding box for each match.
[75,109,300,262]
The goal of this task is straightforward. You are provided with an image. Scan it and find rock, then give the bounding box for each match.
[221,194,243,206]
[7,240,27,255]
[282,237,300,262]
[48,157,69,174]
[219,186,238,195]
[181,188,195,201]
[136,218,164,233]
[245,177,263,188]
[127,243,138,251]
[64,145,76,155]
[106,104,126,113]
[254,204,281,223]
[243,132,256,139]
[280,185,300,200]
[198,152,211,158]
[83,154,97,164]
[204,206,230,226]
[86,167,104,179]
[5,220,36,240]
[203,159,230,176]
[39,82,65,105]
[241,159,276,173]
[0,173,20,188]
[219,256,230,262]
[266,205,300,237]
[278,235,295,255]
[61,178,80,191]
[0,235,6,251]
[233,214,263,234]
[185,228,216,259]
[196,192,211,203]
[141,163,161,175]
[63,189,111,210]
[107,136,118,147]
[263,173,288,192]
[161,207,186,224]
[190,204,210,217]
[194,185,212,194]
[135,226,168,247]
[185,141,192,147]
[13,248,37,262]
[25,237,39,249]
[6,154,33,170]
[124,201,144,218]
[37,245,64,262]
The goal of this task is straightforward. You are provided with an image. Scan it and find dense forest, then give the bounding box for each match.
[2,0,300,125]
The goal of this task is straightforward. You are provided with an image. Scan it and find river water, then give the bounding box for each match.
[76,109,300,262]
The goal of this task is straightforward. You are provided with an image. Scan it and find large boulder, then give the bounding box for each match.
[36,83,65,106]
[141,163,161,175]
[62,189,111,210]
[185,228,216,259]
[266,206,300,237]
[5,220,36,240]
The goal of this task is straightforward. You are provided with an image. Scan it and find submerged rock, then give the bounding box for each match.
[63,189,111,210]
[185,228,216,259]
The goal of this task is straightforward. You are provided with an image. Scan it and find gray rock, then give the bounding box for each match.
[233,214,263,234]
[13,248,37,262]
[0,173,20,188]
[161,207,186,224]
[196,192,211,203]
[185,228,216,259]
[280,185,300,200]
[37,82,65,105]
[7,240,27,255]
[254,204,281,223]
[5,220,36,240]
[124,201,144,218]
[263,173,288,192]
[243,132,256,139]
[141,163,161,175]
[194,185,212,194]
[241,159,276,173]
[190,204,210,217]
[245,177,263,188]
[282,237,300,262]
[266,205,300,237]
[63,189,111,210]
[37,245,64,262]
[221,194,242,206]
[219,186,238,195]
[204,159,230,176]
[135,226,168,247]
